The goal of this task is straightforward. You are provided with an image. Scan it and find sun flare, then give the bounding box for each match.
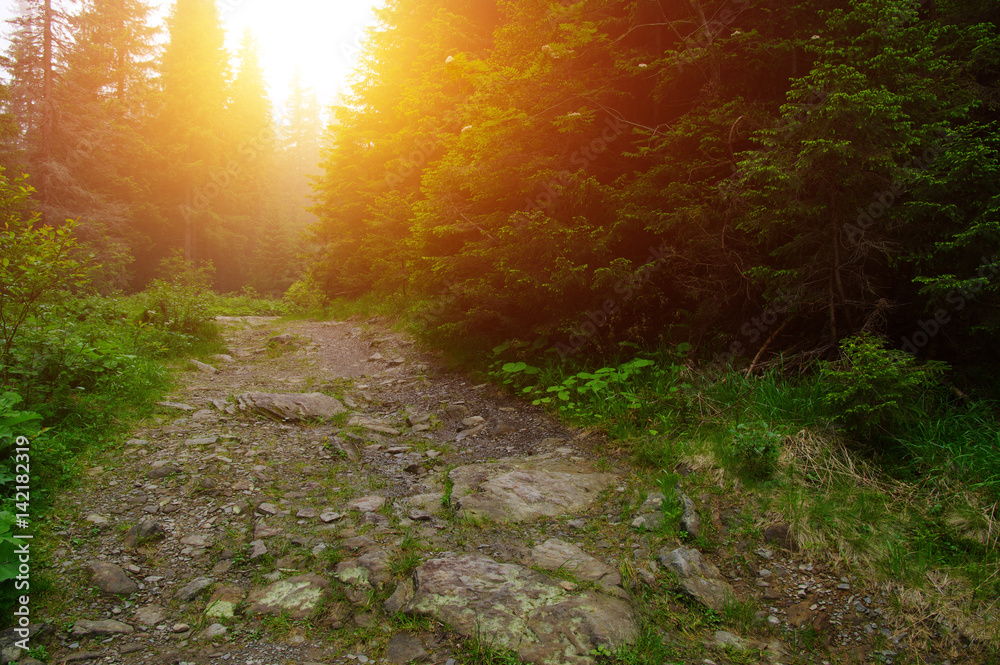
[221,0,381,107]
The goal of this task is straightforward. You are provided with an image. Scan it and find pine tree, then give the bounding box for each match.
[281,70,322,180]
[221,29,279,292]
[44,0,159,290]
[3,0,72,219]
[735,0,999,351]
[152,0,231,269]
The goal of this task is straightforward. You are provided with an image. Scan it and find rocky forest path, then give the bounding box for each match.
[22,317,896,665]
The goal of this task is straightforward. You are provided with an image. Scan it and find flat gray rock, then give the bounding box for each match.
[156,401,195,411]
[133,604,166,626]
[385,633,428,664]
[246,573,330,619]
[526,538,623,592]
[175,576,213,601]
[713,630,749,651]
[71,619,133,637]
[404,554,635,664]
[347,415,401,435]
[198,623,227,640]
[237,392,345,421]
[206,586,245,619]
[88,562,138,595]
[179,533,213,548]
[190,359,218,374]
[659,547,736,612]
[336,550,392,590]
[147,466,181,479]
[677,489,701,538]
[347,495,385,512]
[450,462,616,522]
[249,540,268,559]
[123,520,166,548]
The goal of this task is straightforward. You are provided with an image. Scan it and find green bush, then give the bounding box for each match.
[0,171,88,384]
[724,421,783,480]
[215,287,294,317]
[819,334,948,441]
[136,254,219,349]
[283,275,328,313]
[491,346,692,439]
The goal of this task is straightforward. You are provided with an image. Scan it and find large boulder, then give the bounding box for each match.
[404,554,635,665]
[236,392,345,422]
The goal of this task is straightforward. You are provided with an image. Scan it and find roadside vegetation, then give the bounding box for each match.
[0,173,297,616]
[300,292,1000,662]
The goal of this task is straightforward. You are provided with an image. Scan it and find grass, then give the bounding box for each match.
[389,532,424,577]
[212,289,295,317]
[458,629,525,665]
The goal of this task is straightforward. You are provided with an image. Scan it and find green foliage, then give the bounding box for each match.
[491,345,692,438]
[653,474,685,538]
[736,0,1000,349]
[214,287,294,317]
[820,334,947,440]
[589,623,682,665]
[724,422,783,481]
[890,400,1000,494]
[137,253,219,348]
[283,275,329,313]
[459,629,525,665]
[0,172,89,383]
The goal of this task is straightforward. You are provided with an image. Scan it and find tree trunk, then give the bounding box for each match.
[40,0,53,220]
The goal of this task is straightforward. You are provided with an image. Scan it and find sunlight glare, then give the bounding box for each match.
[220,0,382,109]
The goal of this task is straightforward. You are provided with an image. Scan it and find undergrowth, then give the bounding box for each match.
[0,241,286,623]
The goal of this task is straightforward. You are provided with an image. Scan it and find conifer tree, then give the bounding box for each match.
[152,0,230,268]
[46,0,159,290]
[3,0,72,219]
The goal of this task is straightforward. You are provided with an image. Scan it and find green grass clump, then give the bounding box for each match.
[458,630,525,665]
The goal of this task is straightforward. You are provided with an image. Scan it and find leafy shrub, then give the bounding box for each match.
[491,346,692,437]
[820,334,948,441]
[137,254,218,348]
[724,421,782,480]
[215,287,294,317]
[284,275,328,313]
[0,171,88,383]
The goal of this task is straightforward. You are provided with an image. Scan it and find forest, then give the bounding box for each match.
[1,0,1000,657]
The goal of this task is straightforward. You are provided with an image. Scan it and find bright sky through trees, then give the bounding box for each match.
[0,0,381,107]
[220,0,382,107]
